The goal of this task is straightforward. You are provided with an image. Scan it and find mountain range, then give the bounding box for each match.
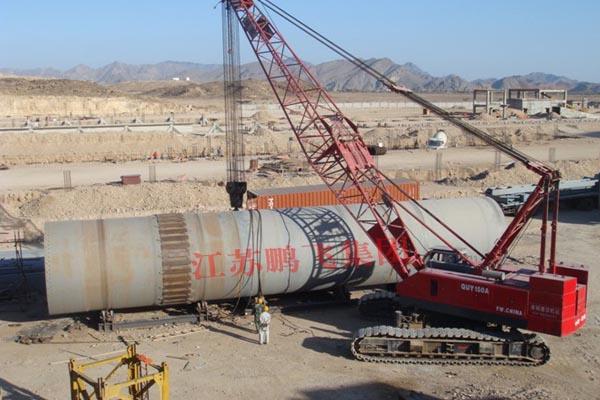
[2,59,599,94]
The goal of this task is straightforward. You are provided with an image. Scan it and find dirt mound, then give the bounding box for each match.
[475,112,498,121]
[506,108,528,119]
[16,181,228,223]
[411,159,600,200]
[5,175,323,228]
[7,159,597,231]
[110,79,275,102]
[549,112,562,120]
[197,79,276,101]
[0,94,187,118]
[142,83,207,98]
[442,159,599,190]
[473,159,600,187]
[0,77,124,97]
[0,122,302,165]
[0,78,193,117]
[250,110,275,123]
[0,130,189,165]
[108,80,191,94]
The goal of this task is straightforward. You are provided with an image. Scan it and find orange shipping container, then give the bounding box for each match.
[246,178,419,210]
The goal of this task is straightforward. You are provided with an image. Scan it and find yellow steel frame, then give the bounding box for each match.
[69,344,169,400]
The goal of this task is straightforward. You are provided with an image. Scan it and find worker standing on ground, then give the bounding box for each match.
[253,297,264,332]
[258,306,271,345]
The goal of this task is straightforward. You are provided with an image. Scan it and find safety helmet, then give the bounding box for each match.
[257,297,263,304]
[263,306,269,312]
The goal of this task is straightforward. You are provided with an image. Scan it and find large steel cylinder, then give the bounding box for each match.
[45,197,505,315]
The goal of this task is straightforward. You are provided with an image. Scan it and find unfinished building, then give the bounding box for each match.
[507,88,567,115]
[473,89,507,117]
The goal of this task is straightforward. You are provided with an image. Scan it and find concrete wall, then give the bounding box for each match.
[242,102,472,112]
[508,99,553,115]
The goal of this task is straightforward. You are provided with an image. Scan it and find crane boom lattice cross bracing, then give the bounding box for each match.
[227,0,424,278]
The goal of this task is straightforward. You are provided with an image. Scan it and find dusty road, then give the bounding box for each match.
[377,137,600,170]
[0,159,227,193]
[1,138,598,194]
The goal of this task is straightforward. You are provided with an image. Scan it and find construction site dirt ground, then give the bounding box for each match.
[0,80,599,399]
[0,207,598,400]
[0,149,598,399]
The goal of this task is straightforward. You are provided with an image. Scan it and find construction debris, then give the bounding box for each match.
[16,319,74,344]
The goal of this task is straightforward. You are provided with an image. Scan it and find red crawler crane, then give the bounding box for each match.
[225,0,588,365]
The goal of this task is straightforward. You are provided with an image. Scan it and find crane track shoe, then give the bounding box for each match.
[358,291,400,320]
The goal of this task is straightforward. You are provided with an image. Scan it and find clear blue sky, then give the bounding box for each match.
[1,0,599,82]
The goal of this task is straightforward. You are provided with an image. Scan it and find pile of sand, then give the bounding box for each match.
[475,112,498,121]
[0,77,122,97]
[0,95,187,117]
[0,77,192,117]
[14,181,226,224]
[250,110,275,124]
[4,174,325,229]
[548,112,562,120]
[506,108,528,119]
[414,159,600,200]
[0,126,305,165]
[8,159,597,229]
[0,130,189,165]
[0,157,596,250]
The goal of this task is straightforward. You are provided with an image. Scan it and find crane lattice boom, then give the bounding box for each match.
[227,0,426,278]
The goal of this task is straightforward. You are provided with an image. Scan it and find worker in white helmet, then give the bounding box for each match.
[258,305,271,345]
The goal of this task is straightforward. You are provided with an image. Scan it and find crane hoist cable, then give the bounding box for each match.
[257,0,550,168]
[225,0,484,276]
[223,0,247,210]
[246,0,484,262]
[257,0,555,171]
[253,0,560,271]
[254,0,487,262]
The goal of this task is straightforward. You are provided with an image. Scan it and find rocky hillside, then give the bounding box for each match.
[2,59,600,93]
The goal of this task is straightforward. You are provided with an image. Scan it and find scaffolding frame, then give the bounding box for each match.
[69,344,168,400]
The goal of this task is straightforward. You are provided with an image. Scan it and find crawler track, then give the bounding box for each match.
[351,326,550,366]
